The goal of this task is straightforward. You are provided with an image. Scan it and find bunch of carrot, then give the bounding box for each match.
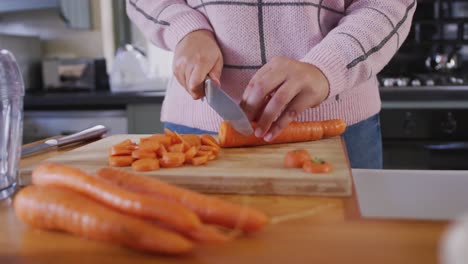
[108,129,221,171]
[14,163,269,255]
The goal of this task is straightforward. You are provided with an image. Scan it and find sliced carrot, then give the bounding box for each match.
[181,134,202,147]
[95,168,269,233]
[191,155,208,166]
[142,135,172,148]
[160,153,185,168]
[132,158,160,172]
[164,128,180,144]
[139,140,160,152]
[109,144,136,156]
[14,186,193,254]
[132,149,157,159]
[218,120,336,148]
[199,145,219,154]
[168,143,184,153]
[156,144,168,158]
[196,150,213,157]
[284,149,311,168]
[208,154,217,161]
[108,156,134,167]
[303,158,333,173]
[32,163,201,233]
[201,134,220,149]
[186,225,231,243]
[184,146,198,163]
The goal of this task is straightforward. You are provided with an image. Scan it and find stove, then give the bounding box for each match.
[379,73,467,89]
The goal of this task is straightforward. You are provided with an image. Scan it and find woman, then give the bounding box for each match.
[127,0,416,168]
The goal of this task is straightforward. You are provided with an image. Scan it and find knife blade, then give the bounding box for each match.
[204,77,254,136]
[21,125,108,157]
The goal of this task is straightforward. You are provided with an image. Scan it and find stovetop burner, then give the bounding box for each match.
[379,73,467,88]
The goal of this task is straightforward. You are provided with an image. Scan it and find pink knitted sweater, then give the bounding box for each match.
[127,0,416,132]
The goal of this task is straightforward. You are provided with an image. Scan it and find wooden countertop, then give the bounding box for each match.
[0,138,449,264]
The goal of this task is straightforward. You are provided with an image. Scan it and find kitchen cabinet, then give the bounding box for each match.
[0,0,91,29]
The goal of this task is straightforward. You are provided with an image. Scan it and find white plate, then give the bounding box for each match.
[352,169,468,220]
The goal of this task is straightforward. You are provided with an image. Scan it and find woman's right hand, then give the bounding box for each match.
[173,30,223,100]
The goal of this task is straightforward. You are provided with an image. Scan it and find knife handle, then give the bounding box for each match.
[53,125,108,147]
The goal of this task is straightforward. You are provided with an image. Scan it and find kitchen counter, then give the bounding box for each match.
[0,139,449,264]
[24,90,166,110]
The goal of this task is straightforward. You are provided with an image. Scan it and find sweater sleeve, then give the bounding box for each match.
[126,0,213,51]
[301,0,417,99]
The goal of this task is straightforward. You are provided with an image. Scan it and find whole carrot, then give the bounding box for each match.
[31,163,201,233]
[14,186,193,254]
[96,168,269,233]
[218,119,346,148]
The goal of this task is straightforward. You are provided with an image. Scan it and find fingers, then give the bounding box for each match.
[209,56,223,87]
[264,93,311,142]
[189,61,211,99]
[254,80,299,138]
[241,64,287,121]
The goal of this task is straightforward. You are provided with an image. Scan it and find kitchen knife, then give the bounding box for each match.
[204,77,254,135]
[21,125,108,157]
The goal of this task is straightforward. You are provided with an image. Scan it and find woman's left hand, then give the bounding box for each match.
[240,56,330,142]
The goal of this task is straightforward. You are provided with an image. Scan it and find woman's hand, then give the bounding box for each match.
[173,30,223,99]
[241,56,330,141]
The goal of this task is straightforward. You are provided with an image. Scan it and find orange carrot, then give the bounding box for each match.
[218,120,346,148]
[156,144,168,158]
[303,158,333,173]
[201,134,220,149]
[32,163,201,233]
[181,134,201,147]
[284,149,311,168]
[96,168,269,233]
[108,156,134,167]
[132,149,157,159]
[141,135,172,148]
[164,128,180,144]
[187,225,231,243]
[321,119,347,138]
[196,150,213,157]
[184,146,198,163]
[132,158,160,172]
[139,140,160,152]
[199,145,219,155]
[168,143,184,153]
[109,144,137,156]
[160,153,185,168]
[191,155,208,166]
[14,185,193,254]
[207,154,217,161]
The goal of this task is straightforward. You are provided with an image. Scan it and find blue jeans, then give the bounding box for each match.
[164,114,383,169]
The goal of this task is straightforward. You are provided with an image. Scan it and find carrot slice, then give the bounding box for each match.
[139,140,160,152]
[160,153,185,168]
[284,149,311,168]
[196,150,213,157]
[199,145,219,155]
[132,149,157,159]
[95,168,269,233]
[303,158,333,173]
[14,185,193,254]
[207,154,217,161]
[191,155,208,166]
[184,146,198,163]
[142,135,172,148]
[109,144,136,156]
[164,128,180,144]
[201,134,220,148]
[132,158,160,172]
[156,144,168,158]
[108,156,134,167]
[168,143,184,153]
[181,135,201,147]
[32,163,201,233]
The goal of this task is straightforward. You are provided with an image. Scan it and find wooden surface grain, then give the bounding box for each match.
[20,134,352,196]
[0,137,450,264]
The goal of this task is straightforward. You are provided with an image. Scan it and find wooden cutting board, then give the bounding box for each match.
[20,134,352,196]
